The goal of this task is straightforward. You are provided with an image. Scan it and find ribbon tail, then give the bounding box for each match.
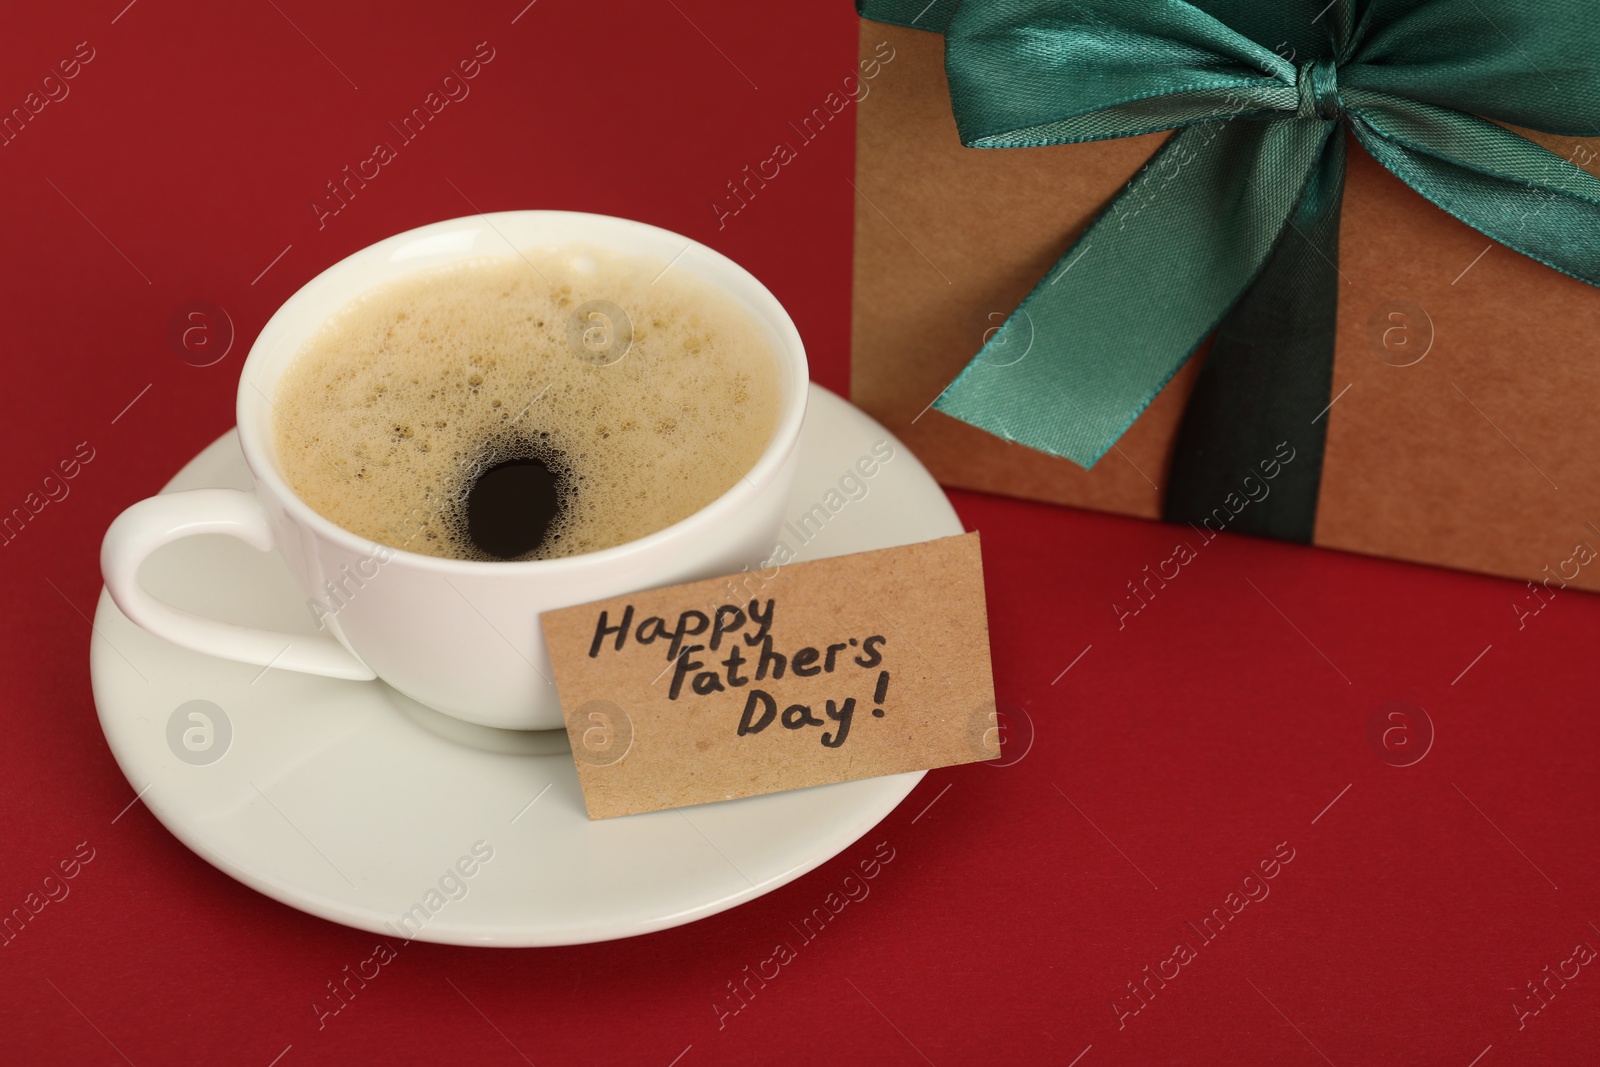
[933,119,1331,468]
[1163,126,1347,542]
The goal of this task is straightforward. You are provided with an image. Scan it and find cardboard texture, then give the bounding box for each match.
[542,532,998,820]
[851,22,1600,592]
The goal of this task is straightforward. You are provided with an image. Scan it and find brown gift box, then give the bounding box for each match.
[849,21,1600,591]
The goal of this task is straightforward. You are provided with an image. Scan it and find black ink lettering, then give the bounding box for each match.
[588,605,634,658]
[738,689,776,734]
[821,698,856,748]
[745,599,775,645]
[823,642,850,672]
[722,644,749,687]
[791,647,821,677]
[755,635,787,681]
[668,645,705,701]
[853,634,886,668]
[710,604,746,651]
[635,615,669,646]
[666,611,710,662]
[782,703,823,729]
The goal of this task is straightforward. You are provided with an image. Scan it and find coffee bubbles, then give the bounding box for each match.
[272,247,782,561]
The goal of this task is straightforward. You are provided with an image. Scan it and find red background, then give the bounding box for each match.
[3,2,1598,1064]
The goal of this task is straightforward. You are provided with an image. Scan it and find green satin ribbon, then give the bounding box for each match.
[859,0,1600,541]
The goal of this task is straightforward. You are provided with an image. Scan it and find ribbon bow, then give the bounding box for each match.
[860,0,1600,540]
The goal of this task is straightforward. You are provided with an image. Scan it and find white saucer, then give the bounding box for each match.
[90,385,961,946]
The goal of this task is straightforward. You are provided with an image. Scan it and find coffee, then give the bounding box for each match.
[272,247,783,561]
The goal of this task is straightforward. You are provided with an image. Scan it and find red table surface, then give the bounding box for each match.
[3,2,1597,1064]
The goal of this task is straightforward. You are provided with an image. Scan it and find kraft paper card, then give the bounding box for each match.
[541,532,998,819]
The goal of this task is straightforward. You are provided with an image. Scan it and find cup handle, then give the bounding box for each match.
[101,489,377,681]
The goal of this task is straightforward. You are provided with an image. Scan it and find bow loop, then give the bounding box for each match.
[942,0,1296,147]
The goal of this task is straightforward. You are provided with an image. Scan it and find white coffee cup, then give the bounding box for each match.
[101,211,808,730]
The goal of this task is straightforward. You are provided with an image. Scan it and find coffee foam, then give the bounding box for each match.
[271,246,783,561]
